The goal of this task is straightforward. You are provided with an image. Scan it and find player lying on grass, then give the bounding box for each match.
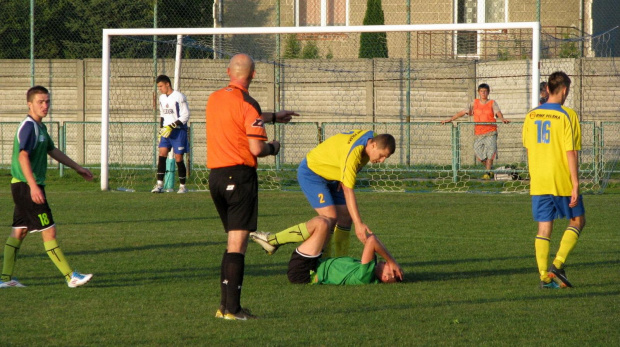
[251,216,404,285]
[251,131,395,259]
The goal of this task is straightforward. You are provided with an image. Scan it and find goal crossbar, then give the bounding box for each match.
[101,22,541,190]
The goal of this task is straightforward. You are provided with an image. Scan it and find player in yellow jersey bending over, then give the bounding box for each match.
[251,130,395,257]
[522,71,585,289]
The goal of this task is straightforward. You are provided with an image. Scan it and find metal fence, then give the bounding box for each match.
[1,121,618,194]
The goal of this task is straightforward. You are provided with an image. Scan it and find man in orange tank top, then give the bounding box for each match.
[442,83,510,179]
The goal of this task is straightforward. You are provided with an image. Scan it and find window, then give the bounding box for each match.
[296,0,348,27]
[455,0,508,55]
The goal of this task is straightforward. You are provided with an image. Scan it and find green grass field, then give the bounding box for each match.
[0,173,619,346]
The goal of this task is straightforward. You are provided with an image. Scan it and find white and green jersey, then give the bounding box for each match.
[11,116,55,185]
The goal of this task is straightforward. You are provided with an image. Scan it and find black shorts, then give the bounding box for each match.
[11,182,55,232]
[287,250,320,284]
[208,165,258,232]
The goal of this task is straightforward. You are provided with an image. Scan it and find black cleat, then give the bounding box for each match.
[548,264,573,288]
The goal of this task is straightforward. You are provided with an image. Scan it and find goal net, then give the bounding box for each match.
[98,23,619,194]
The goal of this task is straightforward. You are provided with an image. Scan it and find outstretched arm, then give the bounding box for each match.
[342,185,371,243]
[360,234,403,281]
[441,110,468,124]
[496,111,510,124]
[262,110,299,124]
[48,148,93,181]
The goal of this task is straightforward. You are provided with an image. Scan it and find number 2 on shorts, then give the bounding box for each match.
[318,193,325,204]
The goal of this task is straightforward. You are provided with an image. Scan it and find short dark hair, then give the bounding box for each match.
[547,71,571,94]
[539,81,548,92]
[373,134,396,154]
[156,75,172,86]
[27,86,49,102]
[478,83,490,92]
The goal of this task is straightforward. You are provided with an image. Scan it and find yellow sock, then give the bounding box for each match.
[553,226,581,269]
[44,240,73,281]
[333,225,351,257]
[272,223,311,246]
[535,236,551,282]
[322,235,333,259]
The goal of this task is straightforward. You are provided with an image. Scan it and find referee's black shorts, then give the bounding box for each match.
[11,182,55,232]
[208,165,258,232]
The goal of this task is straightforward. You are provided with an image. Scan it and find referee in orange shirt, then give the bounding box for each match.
[206,53,297,320]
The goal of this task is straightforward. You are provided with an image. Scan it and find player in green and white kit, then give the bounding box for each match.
[253,216,404,285]
[0,86,94,288]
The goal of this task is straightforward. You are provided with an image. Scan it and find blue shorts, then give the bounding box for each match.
[531,195,585,222]
[159,128,189,154]
[297,159,346,209]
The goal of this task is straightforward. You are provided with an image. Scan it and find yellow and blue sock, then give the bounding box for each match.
[535,235,551,282]
[553,226,581,269]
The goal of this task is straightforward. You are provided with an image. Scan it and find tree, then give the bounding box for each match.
[283,34,302,58]
[0,1,30,59]
[359,0,388,59]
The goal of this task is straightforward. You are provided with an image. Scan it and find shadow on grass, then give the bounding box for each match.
[18,241,220,259]
[406,254,532,267]
[57,215,218,226]
[22,265,220,288]
[401,258,620,283]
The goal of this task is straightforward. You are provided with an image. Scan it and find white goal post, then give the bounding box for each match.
[100,22,541,191]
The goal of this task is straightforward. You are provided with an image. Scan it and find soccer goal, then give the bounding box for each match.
[100,23,552,193]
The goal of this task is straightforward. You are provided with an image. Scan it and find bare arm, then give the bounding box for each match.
[496,110,510,124]
[441,110,468,124]
[262,110,299,124]
[342,185,371,243]
[361,234,403,281]
[567,150,580,207]
[48,148,93,181]
[18,150,45,204]
[248,139,280,158]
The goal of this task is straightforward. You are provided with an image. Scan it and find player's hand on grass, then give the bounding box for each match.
[274,110,299,123]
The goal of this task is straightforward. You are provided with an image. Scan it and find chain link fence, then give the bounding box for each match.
[0,0,618,193]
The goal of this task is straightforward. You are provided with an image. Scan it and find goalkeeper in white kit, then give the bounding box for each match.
[151,75,191,193]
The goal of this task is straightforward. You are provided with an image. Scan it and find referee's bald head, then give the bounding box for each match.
[228,54,255,81]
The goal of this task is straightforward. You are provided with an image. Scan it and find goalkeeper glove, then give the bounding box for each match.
[159,123,177,138]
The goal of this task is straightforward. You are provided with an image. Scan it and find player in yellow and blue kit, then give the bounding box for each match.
[522,71,585,289]
[250,130,395,257]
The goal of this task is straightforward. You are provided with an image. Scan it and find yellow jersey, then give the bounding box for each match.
[306,130,373,189]
[522,103,581,196]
